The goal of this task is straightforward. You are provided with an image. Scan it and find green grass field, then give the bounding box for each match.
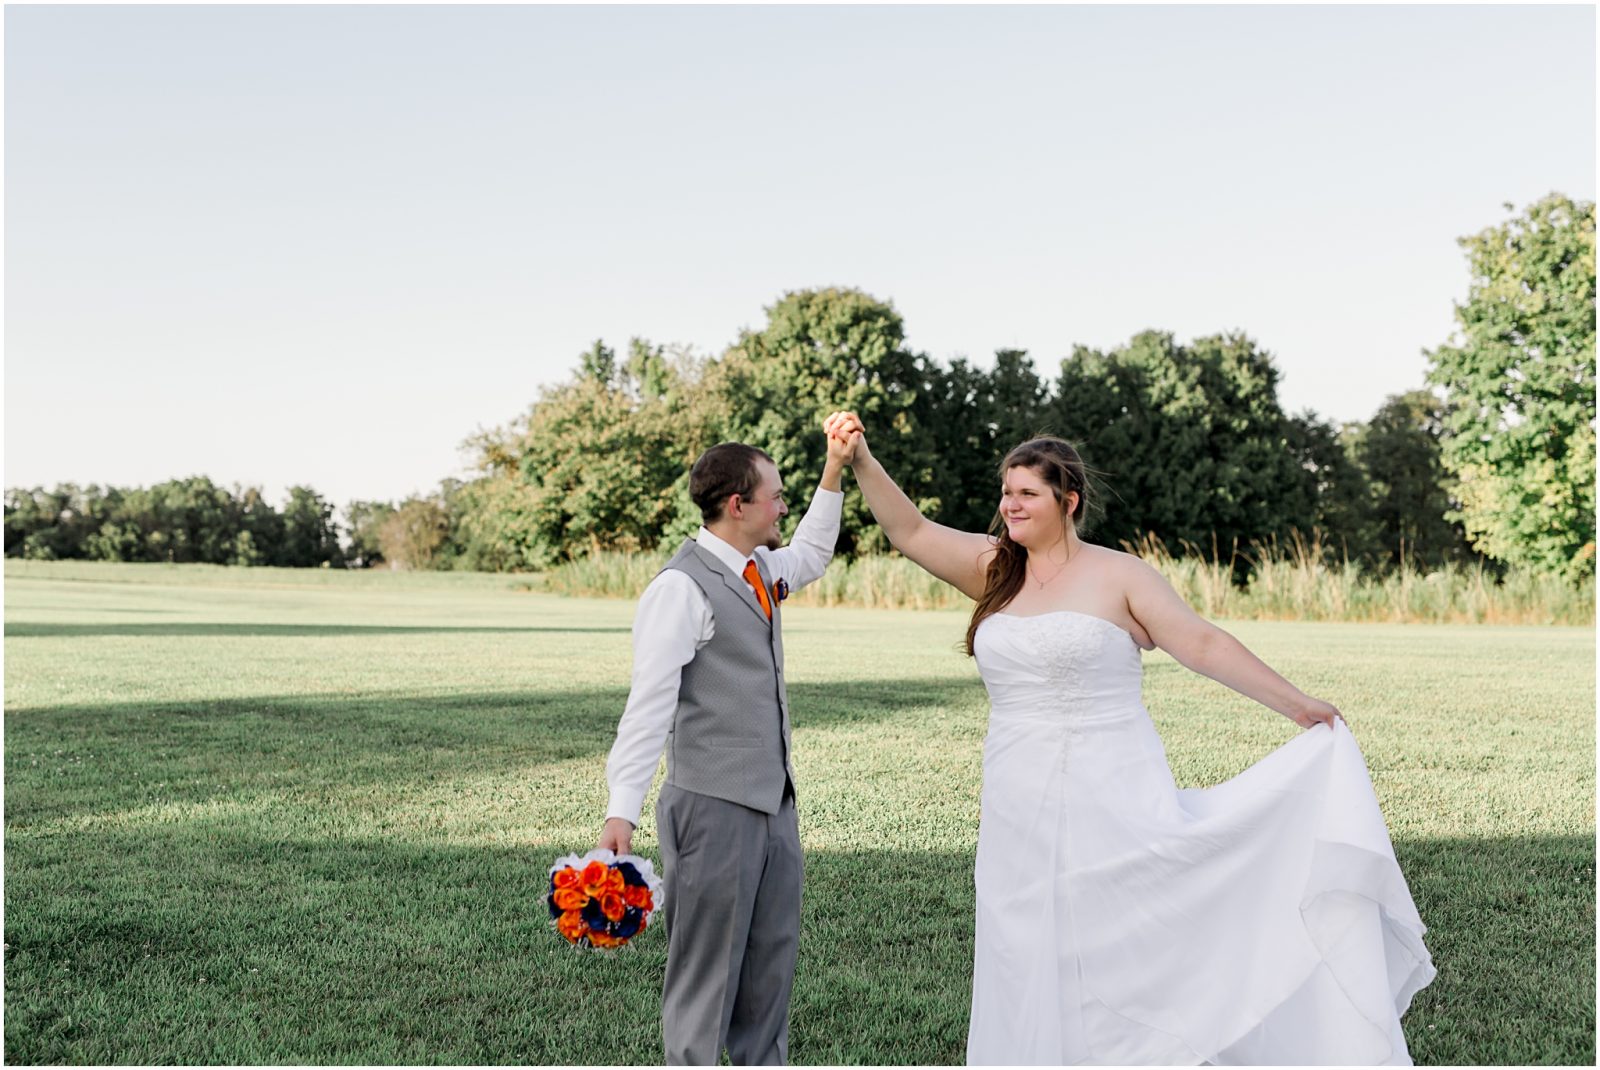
[4,561,1594,1065]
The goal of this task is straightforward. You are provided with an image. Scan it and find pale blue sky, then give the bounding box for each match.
[6,4,1595,506]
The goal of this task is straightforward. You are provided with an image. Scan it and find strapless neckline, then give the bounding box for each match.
[992,609,1139,649]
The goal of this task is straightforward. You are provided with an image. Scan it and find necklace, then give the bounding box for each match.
[1027,549,1071,588]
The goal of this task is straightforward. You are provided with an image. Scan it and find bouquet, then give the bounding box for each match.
[547,849,663,950]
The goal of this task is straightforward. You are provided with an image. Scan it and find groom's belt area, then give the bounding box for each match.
[667,685,794,816]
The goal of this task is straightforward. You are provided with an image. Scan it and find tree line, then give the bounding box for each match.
[7,194,1594,582]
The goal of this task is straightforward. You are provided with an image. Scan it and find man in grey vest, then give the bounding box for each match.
[598,432,850,1064]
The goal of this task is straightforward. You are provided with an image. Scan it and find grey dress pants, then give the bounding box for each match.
[656,782,803,1065]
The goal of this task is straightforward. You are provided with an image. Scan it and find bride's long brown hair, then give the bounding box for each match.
[964,437,1092,656]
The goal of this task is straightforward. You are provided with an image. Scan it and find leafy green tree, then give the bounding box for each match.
[719,288,938,553]
[231,486,282,566]
[115,477,246,564]
[8,480,347,568]
[5,487,56,558]
[9,486,59,559]
[344,500,396,568]
[916,358,998,538]
[439,475,541,572]
[1426,193,1596,580]
[1346,390,1474,569]
[580,339,617,385]
[5,484,121,560]
[625,336,673,402]
[277,486,343,567]
[989,348,1054,453]
[82,486,143,562]
[918,349,1053,536]
[1283,411,1379,565]
[378,495,449,570]
[460,340,726,565]
[520,380,698,559]
[1049,330,1316,559]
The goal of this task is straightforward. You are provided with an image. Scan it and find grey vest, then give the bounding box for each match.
[661,538,795,815]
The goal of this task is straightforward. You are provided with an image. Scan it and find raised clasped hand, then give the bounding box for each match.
[822,410,866,462]
[825,419,857,465]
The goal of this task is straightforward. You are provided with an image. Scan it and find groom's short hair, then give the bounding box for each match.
[691,443,774,524]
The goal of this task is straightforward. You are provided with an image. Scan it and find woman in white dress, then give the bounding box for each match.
[825,414,1435,1066]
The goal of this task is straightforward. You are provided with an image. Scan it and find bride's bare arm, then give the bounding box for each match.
[1123,557,1341,729]
[829,414,993,600]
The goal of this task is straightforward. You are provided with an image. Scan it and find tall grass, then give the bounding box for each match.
[542,550,969,610]
[1131,532,1595,625]
[543,537,1594,625]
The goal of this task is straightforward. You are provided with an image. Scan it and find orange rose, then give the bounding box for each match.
[588,932,623,950]
[581,861,610,896]
[553,888,589,913]
[605,869,626,894]
[557,910,588,943]
[601,891,627,922]
[624,885,654,910]
[552,867,583,890]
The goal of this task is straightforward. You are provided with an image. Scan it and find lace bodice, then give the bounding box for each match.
[973,610,1145,723]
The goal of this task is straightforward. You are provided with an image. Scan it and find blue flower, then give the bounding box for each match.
[613,908,643,939]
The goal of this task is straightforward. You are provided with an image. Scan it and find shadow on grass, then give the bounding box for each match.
[2,824,1591,1065]
[4,623,632,638]
[4,677,988,828]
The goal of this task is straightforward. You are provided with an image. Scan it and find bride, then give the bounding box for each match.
[825,413,1435,1065]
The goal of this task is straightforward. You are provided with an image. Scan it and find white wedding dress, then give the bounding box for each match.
[967,611,1436,1066]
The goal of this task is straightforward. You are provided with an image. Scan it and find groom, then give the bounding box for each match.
[598,429,851,1065]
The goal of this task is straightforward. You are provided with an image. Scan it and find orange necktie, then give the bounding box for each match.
[742,560,773,620]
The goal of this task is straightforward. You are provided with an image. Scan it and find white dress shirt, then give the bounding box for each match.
[603,486,843,825]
